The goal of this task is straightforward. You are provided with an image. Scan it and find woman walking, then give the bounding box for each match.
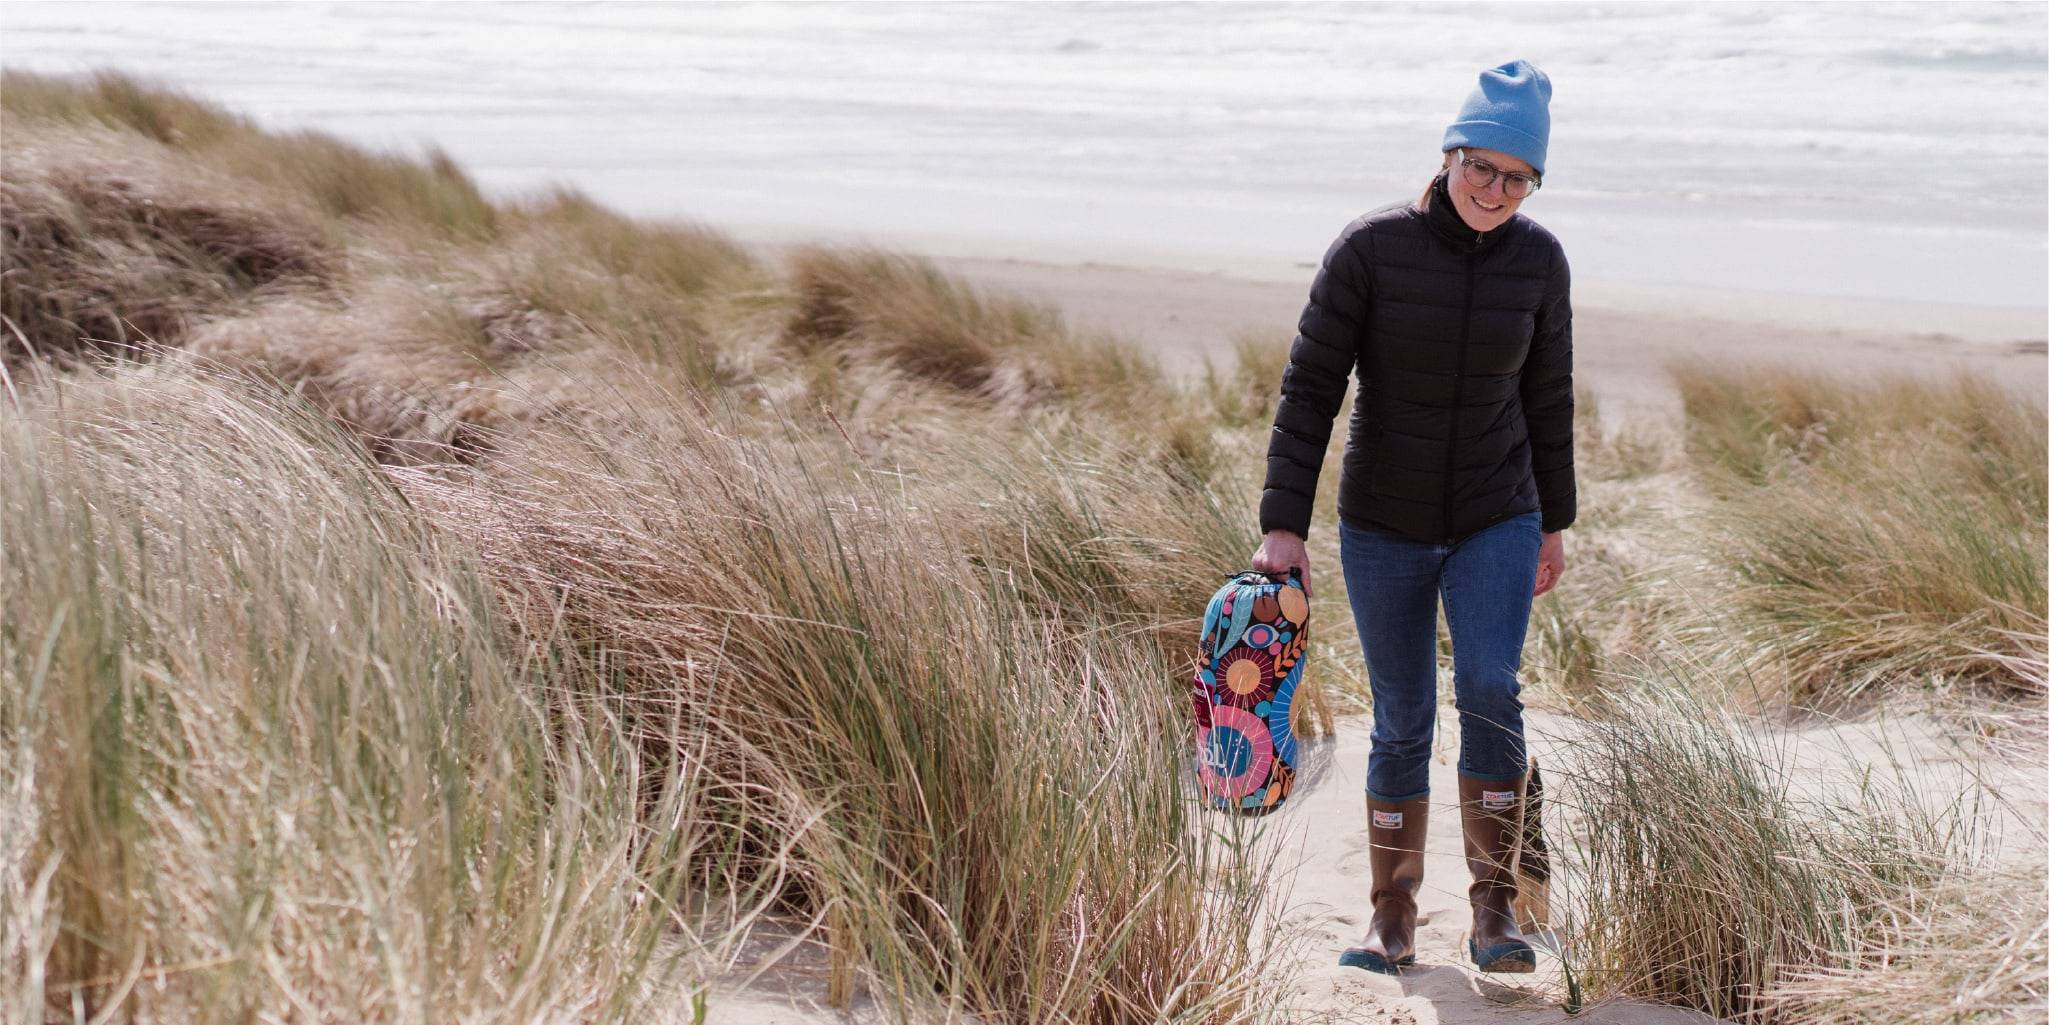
[1249,60,1574,975]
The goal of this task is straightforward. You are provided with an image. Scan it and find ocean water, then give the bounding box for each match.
[3,1,2044,308]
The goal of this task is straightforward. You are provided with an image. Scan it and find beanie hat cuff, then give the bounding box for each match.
[1442,120,1547,176]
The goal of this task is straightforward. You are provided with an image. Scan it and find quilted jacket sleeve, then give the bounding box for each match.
[1520,244,1576,533]
[1258,226,1370,538]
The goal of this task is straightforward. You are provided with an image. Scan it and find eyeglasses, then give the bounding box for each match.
[1456,149,1542,200]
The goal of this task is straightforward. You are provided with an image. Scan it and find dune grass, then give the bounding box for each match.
[392,379,1292,1022]
[482,186,769,384]
[1553,667,1992,1022]
[1759,866,2048,1024]
[0,68,253,149]
[2,347,1295,1022]
[6,66,2045,1025]
[1197,331,1288,430]
[3,69,1300,1024]
[782,245,1173,415]
[3,68,498,241]
[1671,363,2047,703]
[1,366,778,1022]
[1670,364,2041,494]
[1494,377,2045,1021]
[0,125,335,364]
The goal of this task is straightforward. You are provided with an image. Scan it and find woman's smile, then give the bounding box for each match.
[1461,190,1511,231]
[1443,145,1533,231]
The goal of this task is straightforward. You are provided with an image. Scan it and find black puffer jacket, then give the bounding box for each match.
[1259,170,1576,544]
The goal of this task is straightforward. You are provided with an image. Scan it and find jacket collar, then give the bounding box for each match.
[1420,170,1509,254]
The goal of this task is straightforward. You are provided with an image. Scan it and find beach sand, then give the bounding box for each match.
[1245,712,1726,1025]
[923,253,2048,428]
[702,234,2044,1024]
[700,713,1727,1025]
[705,703,2040,1025]
[737,222,2045,428]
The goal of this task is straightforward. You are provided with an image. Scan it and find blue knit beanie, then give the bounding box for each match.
[1441,60,1552,176]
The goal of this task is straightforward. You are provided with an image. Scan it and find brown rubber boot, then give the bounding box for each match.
[1458,772,1536,973]
[1338,794,1429,973]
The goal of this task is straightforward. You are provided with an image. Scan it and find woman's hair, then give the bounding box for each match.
[1415,152,1454,211]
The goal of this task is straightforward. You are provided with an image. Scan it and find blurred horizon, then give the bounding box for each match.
[3,0,2045,308]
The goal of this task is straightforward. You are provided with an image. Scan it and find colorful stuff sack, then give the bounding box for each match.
[1190,569,1310,814]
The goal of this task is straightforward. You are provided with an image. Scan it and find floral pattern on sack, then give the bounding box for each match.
[1190,570,1309,814]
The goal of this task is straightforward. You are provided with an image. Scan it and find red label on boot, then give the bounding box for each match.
[1482,790,1515,810]
[1372,810,1403,829]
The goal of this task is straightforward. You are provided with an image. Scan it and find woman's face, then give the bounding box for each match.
[1441,146,1535,233]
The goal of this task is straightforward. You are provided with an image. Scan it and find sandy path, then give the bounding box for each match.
[1260,713,1723,1025]
[699,706,2039,1025]
[697,711,1725,1025]
[1258,703,2041,1025]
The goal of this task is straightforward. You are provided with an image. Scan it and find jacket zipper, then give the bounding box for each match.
[1441,244,1477,543]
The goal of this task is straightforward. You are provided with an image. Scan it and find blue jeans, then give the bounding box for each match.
[1337,511,1541,802]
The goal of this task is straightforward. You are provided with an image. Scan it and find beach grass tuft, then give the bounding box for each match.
[1,129,334,364]
[1759,865,2049,1024]
[1,367,775,1021]
[782,245,1172,414]
[1670,362,2047,703]
[0,68,252,148]
[1555,666,1992,1022]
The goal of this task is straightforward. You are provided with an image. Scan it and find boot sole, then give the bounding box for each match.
[1468,937,1536,973]
[1338,946,1414,974]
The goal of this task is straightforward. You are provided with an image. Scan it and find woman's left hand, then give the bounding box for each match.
[1534,531,1566,597]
